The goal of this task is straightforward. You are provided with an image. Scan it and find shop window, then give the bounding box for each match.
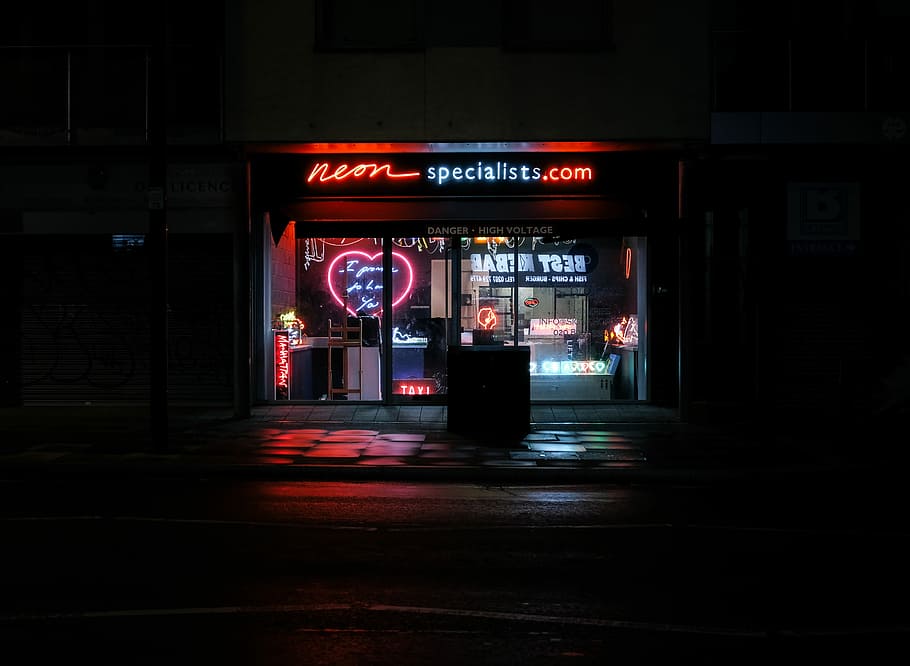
[390,238,451,399]
[288,237,452,401]
[282,234,645,403]
[462,236,646,402]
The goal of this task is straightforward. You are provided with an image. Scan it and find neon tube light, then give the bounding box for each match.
[307,162,421,183]
[477,306,498,330]
[327,250,415,316]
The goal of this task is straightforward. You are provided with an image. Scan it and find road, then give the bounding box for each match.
[1,476,908,664]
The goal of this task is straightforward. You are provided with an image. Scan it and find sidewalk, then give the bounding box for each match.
[0,402,851,483]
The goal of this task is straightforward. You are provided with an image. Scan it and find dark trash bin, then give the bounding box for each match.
[446,345,530,443]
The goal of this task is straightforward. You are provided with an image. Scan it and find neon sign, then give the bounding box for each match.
[327,250,414,316]
[393,379,436,395]
[303,159,595,189]
[530,360,609,376]
[392,327,428,346]
[426,162,593,185]
[307,162,420,183]
[274,330,290,400]
[477,306,498,330]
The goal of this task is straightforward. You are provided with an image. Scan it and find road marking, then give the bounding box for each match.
[13,602,909,639]
[0,602,764,637]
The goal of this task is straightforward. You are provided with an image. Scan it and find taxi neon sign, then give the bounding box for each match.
[393,378,436,395]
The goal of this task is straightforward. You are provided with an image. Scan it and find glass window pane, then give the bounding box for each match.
[461,235,647,402]
[295,237,384,401]
[296,237,383,335]
[460,236,516,346]
[71,47,147,143]
[0,49,67,142]
[390,237,451,399]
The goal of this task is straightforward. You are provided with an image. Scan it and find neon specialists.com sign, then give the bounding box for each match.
[296,153,601,196]
[308,160,593,187]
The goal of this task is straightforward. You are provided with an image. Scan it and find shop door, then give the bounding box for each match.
[388,238,452,401]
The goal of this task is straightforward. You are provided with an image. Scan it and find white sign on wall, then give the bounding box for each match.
[787,182,860,256]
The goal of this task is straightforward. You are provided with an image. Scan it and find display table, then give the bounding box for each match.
[290,345,315,399]
[530,374,613,400]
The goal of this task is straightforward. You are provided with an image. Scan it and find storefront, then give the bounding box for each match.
[0,158,240,406]
[247,143,682,407]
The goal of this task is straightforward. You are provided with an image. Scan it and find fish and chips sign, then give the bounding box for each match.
[468,250,592,286]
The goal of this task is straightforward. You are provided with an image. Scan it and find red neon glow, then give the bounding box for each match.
[327,250,414,316]
[605,316,629,344]
[274,331,290,399]
[307,162,421,183]
[247,141,640,154]
[393,379,436,395]
[624,247,632,279]
[477,306,498,330]
[541,166,594,182]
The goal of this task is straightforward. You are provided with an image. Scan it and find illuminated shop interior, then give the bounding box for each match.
[267,234,647,403]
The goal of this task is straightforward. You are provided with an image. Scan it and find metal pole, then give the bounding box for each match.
[234,159,252,418]
[149,12,168,449]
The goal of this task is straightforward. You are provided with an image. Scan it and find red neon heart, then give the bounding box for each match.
[326,250,414,316]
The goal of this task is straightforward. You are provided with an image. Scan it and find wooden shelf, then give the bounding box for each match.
[327,317,362,400]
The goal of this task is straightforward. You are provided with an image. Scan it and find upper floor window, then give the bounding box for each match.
[0,2,224,145]
[314,0,613,52]
[710,0,910,112]
[315,0,424,51]
[502,0,613,52]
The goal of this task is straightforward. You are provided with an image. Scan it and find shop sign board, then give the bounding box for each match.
[251,152,656,201]
[300,154,597,195]
[467,247,596,286]
[253,151,659,238]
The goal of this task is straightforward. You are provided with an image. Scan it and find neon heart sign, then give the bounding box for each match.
[327,250,414,316]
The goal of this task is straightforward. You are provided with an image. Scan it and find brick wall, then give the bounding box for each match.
[270,219,296,320]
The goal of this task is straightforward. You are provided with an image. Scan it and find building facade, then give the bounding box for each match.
[3,1,908,428]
